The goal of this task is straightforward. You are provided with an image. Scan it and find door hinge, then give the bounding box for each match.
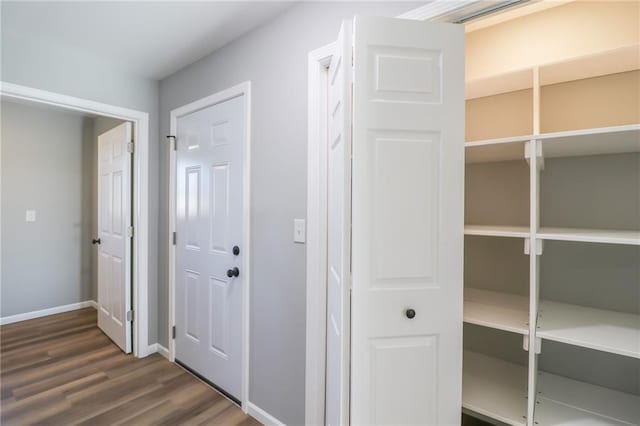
[172,325,176,339]
[172,231,176,245]
[166,135,177,151]
[127,226,134,238]
[126,310,134,322]
[127,141,134,153]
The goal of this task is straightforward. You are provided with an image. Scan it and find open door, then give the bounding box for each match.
[326,16,465,425]
[325,19,353,426]
[97,122,133,353]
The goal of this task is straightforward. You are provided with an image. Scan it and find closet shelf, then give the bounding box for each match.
[537,227,640,246]
[539,124,640,158]
[465,124,640,163]
[464,288,529,335]
[537,300,640,359]
[535,370,640,425]
[463,351,527,426]
[465,225,530,239]
[465,135,532,163]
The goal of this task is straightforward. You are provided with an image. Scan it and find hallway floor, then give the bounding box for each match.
[0,308,260,425]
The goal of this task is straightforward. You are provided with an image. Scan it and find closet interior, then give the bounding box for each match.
[461,4,640,425]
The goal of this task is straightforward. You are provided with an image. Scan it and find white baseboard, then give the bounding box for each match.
[0,300,97,325]
[145,343,170,360]
[157,344,170,359]
[247,402,286,426]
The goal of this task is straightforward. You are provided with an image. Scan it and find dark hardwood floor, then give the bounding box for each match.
[0,308,261,425]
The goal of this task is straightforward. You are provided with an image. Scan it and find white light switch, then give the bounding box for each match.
[294,219,306,243]
[25,210,36,222]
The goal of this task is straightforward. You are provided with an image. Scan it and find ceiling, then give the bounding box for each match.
[1,1,294,80]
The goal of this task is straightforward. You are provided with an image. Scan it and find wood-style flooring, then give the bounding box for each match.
[0,308,261,426]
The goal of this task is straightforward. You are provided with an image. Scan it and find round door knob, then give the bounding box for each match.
[227,267,240,278]
[92,238,101,245]
[233,246,240,256]
[405,308,416,319]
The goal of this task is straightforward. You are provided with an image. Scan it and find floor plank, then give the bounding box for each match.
[1,308,260,426]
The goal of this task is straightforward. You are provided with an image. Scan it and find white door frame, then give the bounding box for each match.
[305,42,335,426]
[0,81,151,358]
[168,81,252,411]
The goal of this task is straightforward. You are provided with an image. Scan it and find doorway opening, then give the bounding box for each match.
[0,82,151,357]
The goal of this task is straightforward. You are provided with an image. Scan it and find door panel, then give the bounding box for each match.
[350,17,464,425]
[175,95,244,401]
[325,19,352,426]
[97,122,132,353]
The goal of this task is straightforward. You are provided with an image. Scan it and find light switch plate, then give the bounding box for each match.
[25,210,36,222]
[293,219,306,243]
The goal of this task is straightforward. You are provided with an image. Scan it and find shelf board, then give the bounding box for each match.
[539,124,640,159]
[464,288,529,335]
[465,135,532,163]
[466,68,533,100]
[465,125,640,163]
[536,370,640,425]
[465,225,530,239]
[537,300,640,359]
[537,227,640,246]
[463,351,527,426]
[539,45,640,88]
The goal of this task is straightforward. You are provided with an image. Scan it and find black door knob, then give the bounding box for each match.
[405,308,416,319]
[233,246,240,256]
[226,267,240,278]
[92,238,101,245]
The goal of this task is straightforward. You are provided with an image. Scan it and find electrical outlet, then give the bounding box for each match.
[25,210,36,222]
[293,219,306,243]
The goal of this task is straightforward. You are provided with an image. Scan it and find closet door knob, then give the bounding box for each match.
[405,308,416,319]
[92,238,101,245]
[226,267,240,278]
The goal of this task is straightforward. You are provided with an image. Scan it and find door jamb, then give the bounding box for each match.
[168,81,252,412]
[305,42,334,426]
[0,81,151,358]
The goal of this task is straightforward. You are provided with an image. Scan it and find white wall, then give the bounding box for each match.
[159,3,421,423]
[1,101,94,316]
[1,24,160,343]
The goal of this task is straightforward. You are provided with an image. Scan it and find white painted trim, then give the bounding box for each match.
[0,81,150,358]
[305,42,334,426]
[0,300,97,325]
[168,81,252,412]
[146,343,171,360]
[397,0,480,20]
[157,344,170,359]
[247,402,286,426]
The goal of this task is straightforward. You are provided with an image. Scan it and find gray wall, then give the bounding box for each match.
[159,3,420,423]
[1,23,160,344]
[1,101,94,316]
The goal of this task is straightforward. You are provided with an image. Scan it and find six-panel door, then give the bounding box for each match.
[175,96,244,400]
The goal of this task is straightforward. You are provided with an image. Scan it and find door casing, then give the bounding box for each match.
[168,81,252,412]
[0,81,151,358]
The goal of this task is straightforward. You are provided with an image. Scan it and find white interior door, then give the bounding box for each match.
[348,17,465,425]
[97,122,133,353]
[175,96,244,401]
[325,20,353,426]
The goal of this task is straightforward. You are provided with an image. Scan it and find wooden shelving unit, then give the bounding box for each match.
[463,38,640,426]
[535,371,640,426]
[538,301,640,359]
[464,225,529,239]
[463,351,528,426]
[537,227,640,246]
[464,288,529,335]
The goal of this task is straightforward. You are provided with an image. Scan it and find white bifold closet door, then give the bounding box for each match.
[326,16,465,425]
[97,122,133,353]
